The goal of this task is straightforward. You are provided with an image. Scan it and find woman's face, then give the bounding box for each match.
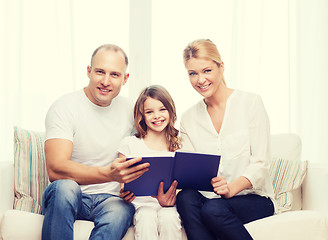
[185,57,224,98]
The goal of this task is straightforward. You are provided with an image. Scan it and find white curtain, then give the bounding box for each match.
[1,0,327,165]
[293,0,328,164]
[0,0,130,163]
[151,0,328,164]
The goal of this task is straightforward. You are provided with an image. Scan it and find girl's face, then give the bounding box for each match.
[185,57,224,98]
[143,97,170,134]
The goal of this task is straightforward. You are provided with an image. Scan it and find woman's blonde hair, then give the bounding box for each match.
[134,85,181,152]
[183,39,226,85]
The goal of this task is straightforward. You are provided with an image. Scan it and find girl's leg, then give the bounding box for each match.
[176,189,216,240]
[133,206,159,240]
[201,194,274,240]
[157,207,182,240]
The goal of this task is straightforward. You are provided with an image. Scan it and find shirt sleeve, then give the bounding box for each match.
[180,116,196,152]
[242,95,271,190]
[117,136,133,157]
[45,100,75,142]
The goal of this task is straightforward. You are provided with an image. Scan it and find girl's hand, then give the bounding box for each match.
[119,184,135,203]
[157,180,178,207]
[211,176,231,198]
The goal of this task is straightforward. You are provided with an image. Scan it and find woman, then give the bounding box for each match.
[176,39,276,240]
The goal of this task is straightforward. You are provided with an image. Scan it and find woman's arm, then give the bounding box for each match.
[212,176,252,198]
[212,95,270,197]
[243,95,271,190]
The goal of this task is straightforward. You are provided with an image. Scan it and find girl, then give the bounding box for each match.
[176,39,276,240]
[118,85,182,240]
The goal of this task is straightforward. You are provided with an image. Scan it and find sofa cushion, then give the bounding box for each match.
[269,134,307,212]
[0,209,139,240]
[245,210,328,240]
[270,158,307,212]
[2,209,327,240]
[14,127,49,214]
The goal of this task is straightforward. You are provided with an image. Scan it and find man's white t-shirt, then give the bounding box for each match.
[45,89,134,195]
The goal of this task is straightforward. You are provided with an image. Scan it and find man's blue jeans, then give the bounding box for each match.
[41,179,135,240]
[176,189,274,240]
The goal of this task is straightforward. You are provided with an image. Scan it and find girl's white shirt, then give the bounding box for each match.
[117,136,174,209]
[180,90,276,210]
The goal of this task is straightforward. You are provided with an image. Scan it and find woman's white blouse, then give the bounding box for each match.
[180,90,275,202]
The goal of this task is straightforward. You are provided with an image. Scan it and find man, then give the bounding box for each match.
[41,44,149,240]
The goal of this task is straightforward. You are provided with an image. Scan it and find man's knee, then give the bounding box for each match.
[100,197,135,224]
[42,179,81,211]
[111,197,135,214]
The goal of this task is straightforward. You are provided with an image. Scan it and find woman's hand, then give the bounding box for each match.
[156,180,178,207]
[119,184,135,203]
[211,176,231,198]
[212,176,252,198]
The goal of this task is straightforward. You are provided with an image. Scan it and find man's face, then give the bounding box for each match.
[85,49,129,107]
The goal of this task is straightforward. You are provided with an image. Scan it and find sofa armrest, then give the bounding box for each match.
[302,162,328,214]
[0,161,14,225]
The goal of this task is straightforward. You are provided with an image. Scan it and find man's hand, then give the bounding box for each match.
[108,157,150,183]
[156,180,178,207]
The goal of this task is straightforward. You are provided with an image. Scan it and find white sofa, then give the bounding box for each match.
[0,127,328,240]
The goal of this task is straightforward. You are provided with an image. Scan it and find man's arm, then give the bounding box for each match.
[45,138,149,185]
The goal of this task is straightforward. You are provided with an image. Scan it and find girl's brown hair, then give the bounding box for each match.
[134,85,181,152]
[183,39,226,85]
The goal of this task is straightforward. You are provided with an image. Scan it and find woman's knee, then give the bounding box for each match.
[201,199,230,223]
[176,189,200,206]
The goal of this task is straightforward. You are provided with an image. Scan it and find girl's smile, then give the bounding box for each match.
[143,97,170,134]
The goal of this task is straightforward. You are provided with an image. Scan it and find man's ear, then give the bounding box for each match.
[87,66,92,78]
[123,73,129,85]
